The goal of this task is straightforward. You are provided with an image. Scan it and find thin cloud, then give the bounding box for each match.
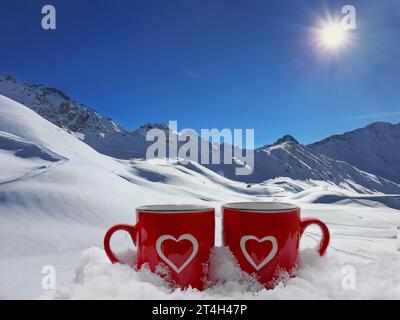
[183,69,201,79]
[354,112,400,120]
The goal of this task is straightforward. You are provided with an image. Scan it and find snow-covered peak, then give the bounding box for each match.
[139,123,169,131]
[273,134,299,146]
[366,121,399,130]
[0,73,126,136]
[257,134,300,152]
[309,122,400,183]
[133,123,171,136]
[0,74,16,82]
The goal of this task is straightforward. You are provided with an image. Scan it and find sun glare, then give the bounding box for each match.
[317,21,348,50]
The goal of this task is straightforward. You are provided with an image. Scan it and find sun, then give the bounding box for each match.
[309,15,356,57]
[317,21,348,50]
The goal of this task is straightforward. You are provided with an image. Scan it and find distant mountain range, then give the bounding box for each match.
[1,73,399,193]
[308,122,400,184]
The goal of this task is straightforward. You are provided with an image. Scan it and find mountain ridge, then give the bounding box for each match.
[1,73,400,191]
[0,73,125,135]
[309,121,400,183]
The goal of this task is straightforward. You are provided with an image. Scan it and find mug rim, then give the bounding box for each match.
[222,201,299,213]
[137,204,214,213]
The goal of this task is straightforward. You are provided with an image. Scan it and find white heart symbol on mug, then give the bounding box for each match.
[156,234,199,273]
[240,235,278,271]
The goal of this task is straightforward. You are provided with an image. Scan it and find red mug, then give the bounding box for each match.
[222,202,330,288]
[104,204,215,290]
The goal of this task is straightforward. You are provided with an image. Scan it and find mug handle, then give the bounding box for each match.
[104,224,138,264]
[300,218,330,256]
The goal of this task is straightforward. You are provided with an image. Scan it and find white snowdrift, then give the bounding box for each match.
[46,246,400,300]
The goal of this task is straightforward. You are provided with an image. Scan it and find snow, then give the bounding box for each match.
[2,74,400,193]
[309,122,400,184]
[44,246,400,300]
[1,94,400,300]
[0,74,125,136]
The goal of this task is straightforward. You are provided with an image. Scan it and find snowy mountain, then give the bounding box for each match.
[0,74,235,162]
[0,74,124,135]
[1,73,400,193]
[207,135,400,194]
[0,74,210,160]
[0,73,153,159]
[309,122,400,184]
[259,134,300,148]
[244,138,400,193]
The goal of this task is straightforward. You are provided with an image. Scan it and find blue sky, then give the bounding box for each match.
[1,0,399,146]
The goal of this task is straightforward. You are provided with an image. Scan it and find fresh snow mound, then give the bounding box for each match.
[46,246,400,300]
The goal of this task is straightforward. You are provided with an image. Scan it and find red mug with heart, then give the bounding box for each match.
[222,202,330,288]
[104,204,215,290]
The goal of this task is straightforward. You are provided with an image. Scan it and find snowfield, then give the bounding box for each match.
[44,247,400,300]
[1,94,400,299]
